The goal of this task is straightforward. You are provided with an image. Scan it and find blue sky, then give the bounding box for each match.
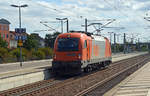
[0,0,150,43]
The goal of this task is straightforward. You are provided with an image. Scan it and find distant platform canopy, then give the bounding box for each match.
[0,18,11,25]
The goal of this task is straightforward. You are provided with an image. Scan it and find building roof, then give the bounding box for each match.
[10,31,16,35]
[0,18,10,24]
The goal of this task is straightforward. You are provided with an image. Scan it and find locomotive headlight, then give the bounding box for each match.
[53,54,56,59]
[78,54,81,59]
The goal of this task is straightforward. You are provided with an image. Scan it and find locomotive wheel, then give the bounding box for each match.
[84,65,92,72]
[101,62,107,69]
[89,65,92,71]
[84,67,88,72]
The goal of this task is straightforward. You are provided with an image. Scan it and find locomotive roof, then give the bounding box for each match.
[91,35,105,41]
[58,32,84,37]
[58,33,106,41]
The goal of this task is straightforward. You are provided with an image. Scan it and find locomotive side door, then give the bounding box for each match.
[87,40,90,61]
[84,40,90,61]
[84,40,88,61]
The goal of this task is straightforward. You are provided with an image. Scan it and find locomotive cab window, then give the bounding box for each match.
[84,40,87,48]
[57,38,79,51]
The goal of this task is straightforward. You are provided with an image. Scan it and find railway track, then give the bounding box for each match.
[76,54,150,96]
[0,54,149,96]
[0,79,59,96]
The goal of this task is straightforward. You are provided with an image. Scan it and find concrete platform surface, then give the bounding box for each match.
[0,59,52,74]
[0,52,147,78]
[104,60,150,96]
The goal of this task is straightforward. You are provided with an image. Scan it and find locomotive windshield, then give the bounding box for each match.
[57,38,79,51]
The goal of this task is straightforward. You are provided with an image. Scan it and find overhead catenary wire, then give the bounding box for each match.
[118,0,148,28]
[103,0,150,43]
[103,0,145,29]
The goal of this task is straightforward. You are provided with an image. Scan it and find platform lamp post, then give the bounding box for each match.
[56,18,68,33]
[11,4,28,67]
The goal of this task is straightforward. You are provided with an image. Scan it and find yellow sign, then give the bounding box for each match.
[18,40,23,46]
[18,42,23,46]
[18,40,22,43]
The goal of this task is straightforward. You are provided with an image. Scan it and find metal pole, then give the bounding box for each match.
[85,18,87,33]
[124,33,126,54]
[117,34,120,42]
[138,38,140,51]
[61,20,63,33]
[114,33,116,54]
[110,33,112,45]
[19,6,22,67]
[19,7,21,28]
[66,19,69,33]
[108,32,113,46]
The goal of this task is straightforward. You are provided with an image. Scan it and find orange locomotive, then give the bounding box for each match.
[52,32,112,75]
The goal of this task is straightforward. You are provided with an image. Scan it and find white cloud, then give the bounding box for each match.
[132,2,145,10]
[0,0,149,42]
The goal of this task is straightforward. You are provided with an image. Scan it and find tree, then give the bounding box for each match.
[45,32,60,48]
[38,47,53,58]
[0,37,8,48]
[0,47,8,61]
[23,35,39,50]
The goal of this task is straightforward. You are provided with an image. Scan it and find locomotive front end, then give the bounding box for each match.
[52,33,83,75]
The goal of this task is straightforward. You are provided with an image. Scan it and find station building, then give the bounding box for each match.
[9,31,18,48]
[0,18,44,49]
[0,18,10,48]
[0,18,29,48]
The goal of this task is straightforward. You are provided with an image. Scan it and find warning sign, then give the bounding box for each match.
[18,40,23,46]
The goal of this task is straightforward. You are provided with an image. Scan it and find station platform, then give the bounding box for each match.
[0,52,146,75]
[0,52,148,91]
[104,56,150,96]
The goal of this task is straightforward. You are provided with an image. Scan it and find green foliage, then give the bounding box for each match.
[117,44,124,52]
[10,48,20,59]
[111,44,124,53]
[0,33,56,63]
[10,48,28,61]
[0,47,8,57]
[45,32,60,48]
[21,48,29,60]
[0,37,8,48]
[38,47,53,58]
[141,45,148,51]
[0,32,56,63]
[23,35,39,50]
[0,47,8,62]
[0,48,15,63]
[32,50,45,59]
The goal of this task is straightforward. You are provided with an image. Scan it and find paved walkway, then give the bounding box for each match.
[104,58,150,96]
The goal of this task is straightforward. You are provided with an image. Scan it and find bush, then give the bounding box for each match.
[0,47,53,63]
[32,50,45,60]
[38,47,53,58]
[0,47,8,58]
[141,45,148,51]
[0,47,9,63]
[0,37,8,48]
[10,48,20,59]
[10,48,29,61]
